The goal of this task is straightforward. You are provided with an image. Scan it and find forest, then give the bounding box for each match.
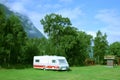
[0,5,120,68]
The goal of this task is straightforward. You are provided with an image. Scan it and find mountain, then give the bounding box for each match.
[16,13,44,38]
[0,3,44,38]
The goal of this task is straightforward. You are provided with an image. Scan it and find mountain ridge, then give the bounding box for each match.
[0,3,44,38]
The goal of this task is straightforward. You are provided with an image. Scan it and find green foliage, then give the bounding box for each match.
[23,38,40,64]
[40,13,73,55]
[40,13,92,66]
[76,31,92,65]
[1,6,114,67]
[109,42,120,57]
[94,30,109,64]
[0,6,26,67]
[40,13,71,37]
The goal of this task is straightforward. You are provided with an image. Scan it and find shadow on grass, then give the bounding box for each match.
[33,67,72,72]
[0,64,32,69]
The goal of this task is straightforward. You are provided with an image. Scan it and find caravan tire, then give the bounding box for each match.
[43,68,46,71]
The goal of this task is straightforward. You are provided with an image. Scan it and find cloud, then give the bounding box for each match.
[56,7,83,20]
[4,0,29,15]
[86,31,96,38]
[42,4,61,10]
[9,2,26,14]
[28,12,45,33]
[95,9,120,43]
[0,0,4,4]
[59,0,73,3]
[95,9,120,26]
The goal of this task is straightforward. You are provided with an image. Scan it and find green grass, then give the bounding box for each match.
[0,65,120,80]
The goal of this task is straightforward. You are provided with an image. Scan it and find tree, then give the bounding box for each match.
[5,14,26,65]
[109,42,120,57]
[60,26,78,57]
[93,30,108,64]
[40,13,93,66]
[77,31,92,65]
[0,4,7,66]
[23,38,40,64]
[40,13,72,55]
[0,5,26,67]
[40,13,71,37]
[60,30,92,66]
[37,37,49,55]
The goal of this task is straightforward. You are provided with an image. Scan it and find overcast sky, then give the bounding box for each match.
[0,0,120,43]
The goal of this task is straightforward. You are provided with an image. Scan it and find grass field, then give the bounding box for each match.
[0,65,120,80]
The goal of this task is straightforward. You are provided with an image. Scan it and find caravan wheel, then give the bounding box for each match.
[43,68,46,70]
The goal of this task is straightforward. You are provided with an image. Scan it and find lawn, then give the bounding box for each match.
[0,65,120,80]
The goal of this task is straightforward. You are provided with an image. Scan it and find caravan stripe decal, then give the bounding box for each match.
[34,65,45,68]
[34,65,59,69]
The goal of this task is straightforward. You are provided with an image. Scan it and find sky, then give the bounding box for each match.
[0,0,120,43]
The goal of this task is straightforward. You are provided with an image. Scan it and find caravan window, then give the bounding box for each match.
[58,59,66,64]
[52,60,56,63]
[35,59,40,62]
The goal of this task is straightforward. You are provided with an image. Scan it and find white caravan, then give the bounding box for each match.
[33,55,69,70]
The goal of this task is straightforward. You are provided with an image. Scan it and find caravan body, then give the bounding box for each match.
[33,55,69,70]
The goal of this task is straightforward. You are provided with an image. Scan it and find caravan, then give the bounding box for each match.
[33,55,69,70]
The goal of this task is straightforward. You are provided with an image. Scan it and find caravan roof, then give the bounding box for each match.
[34,55,65,59]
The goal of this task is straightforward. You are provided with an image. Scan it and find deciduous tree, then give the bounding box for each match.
[109,42,120,57]
[0,6,26,67]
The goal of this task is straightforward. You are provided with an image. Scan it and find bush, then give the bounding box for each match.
[1,64,32,69]
[85,58,95,65]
